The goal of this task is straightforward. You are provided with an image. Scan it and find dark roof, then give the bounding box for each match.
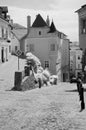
[32,14,47,27]
[75,4,86,13]
[0,6,8,13]
[48,21,56,33]
[12,23,27,40]
[12,29,27,40]
[0,6,9,22]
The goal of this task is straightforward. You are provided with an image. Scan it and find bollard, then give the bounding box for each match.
[14,71,22,88]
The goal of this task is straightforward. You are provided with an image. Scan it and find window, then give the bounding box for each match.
[58,32,61,38]
[45,61,49,68]
[4,28,6,39]
[78,56,80,60]
[29,44,34,52]
[50,44,55,51]
[26,44,29,52]
[78,64,80,69]
[9,46,11,53]
[39,31,41,35]
[81,19,86,34]
[2,28,4,38]
[15,46,18,51]
[6,29,8,39]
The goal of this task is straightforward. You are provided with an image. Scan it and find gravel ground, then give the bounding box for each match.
[0,56,86,130]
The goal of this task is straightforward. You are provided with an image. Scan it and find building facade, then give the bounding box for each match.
[61,38,70,82]
[76,5,86,51]
[19,14,70,81]
[0,6,12,63]
[70,42,82,77]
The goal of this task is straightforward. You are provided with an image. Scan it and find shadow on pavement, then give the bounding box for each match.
[65,89,78,92]
[66,88,86,92]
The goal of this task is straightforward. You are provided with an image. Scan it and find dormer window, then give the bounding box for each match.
[39,31,41,35]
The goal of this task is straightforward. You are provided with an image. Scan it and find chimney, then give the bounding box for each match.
[46,15,50,26]
[27,15,31,32]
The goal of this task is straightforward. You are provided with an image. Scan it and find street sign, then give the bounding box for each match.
[16,50,22,57]
[15,50,22,70]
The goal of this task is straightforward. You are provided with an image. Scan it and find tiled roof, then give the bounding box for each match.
[32,14,47,27]
[12,23,27,39]
[13,23,27,29]
[12,29,27,40]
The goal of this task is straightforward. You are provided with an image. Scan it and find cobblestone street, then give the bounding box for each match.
[0,83,86,130]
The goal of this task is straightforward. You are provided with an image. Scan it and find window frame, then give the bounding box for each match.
[81,18,86,34]
[50,44,55,51]
[39,31,41,35]
[15,46,18,51]
[29,44,34,52]
[45,61,49,68]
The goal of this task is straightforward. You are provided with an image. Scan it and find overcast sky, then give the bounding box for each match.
[1,0,86,42]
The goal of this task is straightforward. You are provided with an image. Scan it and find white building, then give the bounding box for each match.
[11,23,27,55]
[70,42,82,77]
[0,6,12,63]
[19,14,70,81]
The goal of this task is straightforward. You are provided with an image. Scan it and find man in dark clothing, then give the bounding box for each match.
[76,78,80,94]
[77,77,85,112]
[79,83,85,112]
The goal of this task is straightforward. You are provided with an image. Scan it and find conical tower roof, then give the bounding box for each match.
[49,20,56,33]
[32,14,47,27]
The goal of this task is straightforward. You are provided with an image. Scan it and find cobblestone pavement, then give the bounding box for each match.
[0,83,86,130]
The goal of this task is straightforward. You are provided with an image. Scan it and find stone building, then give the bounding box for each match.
[70,42,82,77]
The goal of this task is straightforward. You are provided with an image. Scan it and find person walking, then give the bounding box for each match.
[77,76,85,112]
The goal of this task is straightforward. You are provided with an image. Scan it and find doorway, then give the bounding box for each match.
[1,47,4,62]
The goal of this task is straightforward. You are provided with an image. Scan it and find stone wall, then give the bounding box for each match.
[20,75,36,91]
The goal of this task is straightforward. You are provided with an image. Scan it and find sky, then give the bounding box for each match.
[1,0,86,42]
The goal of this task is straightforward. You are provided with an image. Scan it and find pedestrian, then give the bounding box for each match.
[38,78,42,88]
[77,77,85,112]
